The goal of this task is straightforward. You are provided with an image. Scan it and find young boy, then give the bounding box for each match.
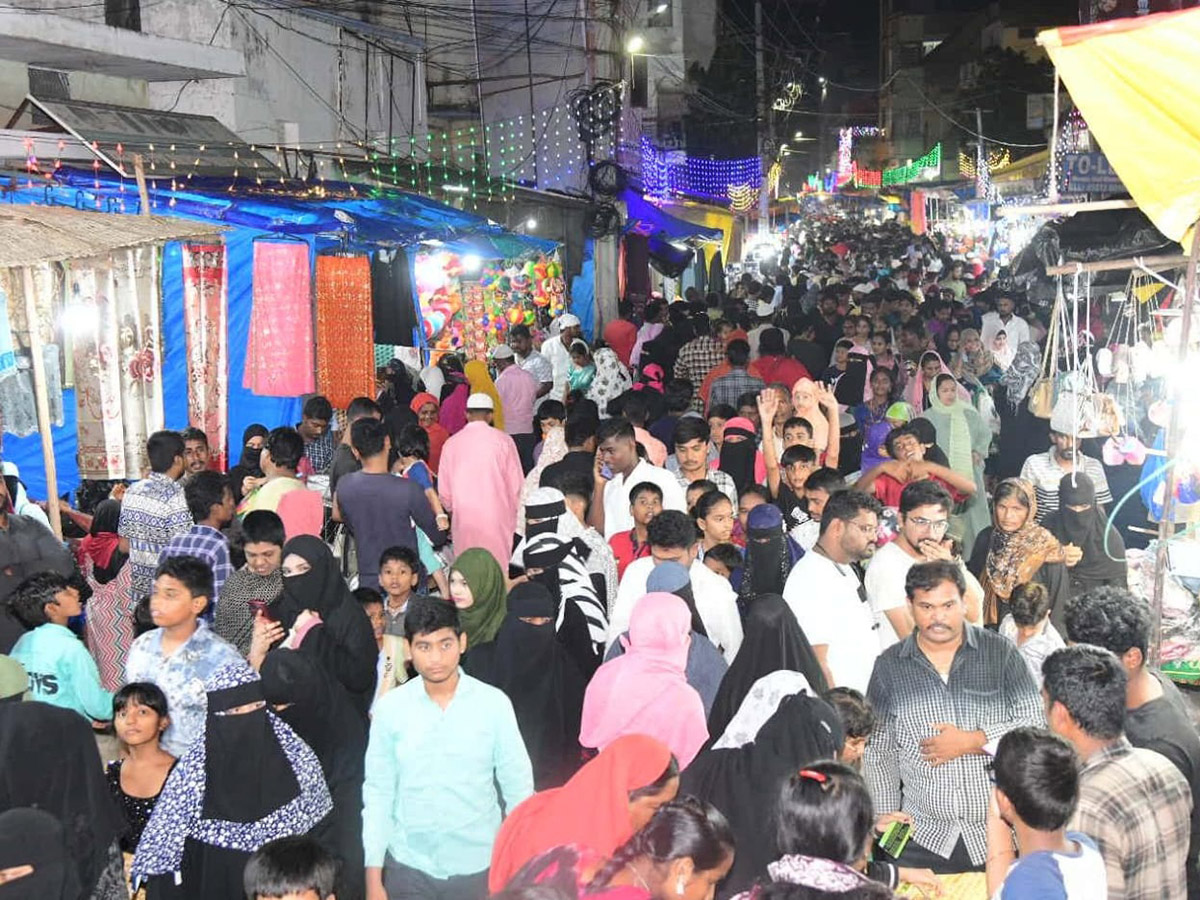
[161,469,235,610]
[790,467,845,552]
[999,583,1064,689]
[986,726,1107,897]
[782,416,814,450]
[685,479,720,512]
[357,587,405,712]
[609,481,662,579]
[378,546,423,638]
[702,543,743,583]
[770,445,817,530]
[9,573,112,721]
[124,555,245,757]
[243,835,337,900]
[363,596,533,900]
[823,686,874,766]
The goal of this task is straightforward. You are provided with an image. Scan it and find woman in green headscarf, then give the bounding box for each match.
[920,373,991,556]
[448,548,509,651]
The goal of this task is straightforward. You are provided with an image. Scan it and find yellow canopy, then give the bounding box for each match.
[1038,8,1200,247]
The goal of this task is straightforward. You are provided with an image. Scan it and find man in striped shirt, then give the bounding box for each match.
[1019,430,1111,521]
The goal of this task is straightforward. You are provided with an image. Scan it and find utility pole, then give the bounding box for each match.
[975,107,986,199]
[523,0,540,187]
[755,0,769,236]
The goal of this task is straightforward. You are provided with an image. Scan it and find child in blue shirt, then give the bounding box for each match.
[9,572,113,721]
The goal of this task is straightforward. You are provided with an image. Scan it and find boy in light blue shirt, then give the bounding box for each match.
[10,572,113,721]
[363,596,532,900]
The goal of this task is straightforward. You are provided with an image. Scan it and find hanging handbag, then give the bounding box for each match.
[1028,293,1063,419]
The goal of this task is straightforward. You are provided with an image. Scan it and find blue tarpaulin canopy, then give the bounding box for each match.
[621,189,724,244]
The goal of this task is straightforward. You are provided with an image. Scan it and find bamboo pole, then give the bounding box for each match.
[1150,221,1200,667]
[1044,254,1189,276]
[21,265,62,540]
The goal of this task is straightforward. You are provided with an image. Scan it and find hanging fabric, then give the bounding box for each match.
[246,241,315,398]
[0,282,17,382]
[315,255,375,408]
[0,346,64,438]
[181,244,229,470]
[371,248,418,346]
[70,251,164,479]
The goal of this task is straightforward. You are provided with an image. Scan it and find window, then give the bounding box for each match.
[105,0,141,31]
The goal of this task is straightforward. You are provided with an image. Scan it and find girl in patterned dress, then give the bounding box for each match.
[79,499,135,691]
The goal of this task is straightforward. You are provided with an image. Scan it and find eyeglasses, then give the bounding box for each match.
[848,520,878,536]
[907,516,949,532]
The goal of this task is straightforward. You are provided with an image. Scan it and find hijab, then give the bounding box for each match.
[985,479,1062,603]
[77,499,126,585]
[738,505,797,609]
[0,809,81,900]
[1001,341,1042,412]
[706,595,828,746]
[452,548,509,650]
[279,535,354,618]
[587,348,633,414]
[0,702,124,896]
[680,692,845,899]
[465,360,506,431]
[955,328,995,379]
[465,583,588,790]
[923,375,973,476]
[229,424,269,501]
[791,378,829,451]
[131,665,332,885]
[567,340,597,394]
[488,734,674,893]
[1042,473,1127,585]
[718,418,759,495]
[518,427,568,532]
[905,351,960,409]
[580,593,708,767]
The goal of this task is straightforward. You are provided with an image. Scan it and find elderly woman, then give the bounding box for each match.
[968,478,1069,629]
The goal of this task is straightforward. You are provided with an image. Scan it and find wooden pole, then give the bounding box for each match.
[1150,221,1200,668]
[21,265,62,540]
[133,154,151,216]
[1044,254,1189,277]
[996,198,1139,219]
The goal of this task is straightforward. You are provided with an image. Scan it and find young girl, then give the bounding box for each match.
[694,491,735,554]
[391,423,451,597]
[108,683,176,882]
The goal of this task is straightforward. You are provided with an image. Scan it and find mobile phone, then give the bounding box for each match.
[600,463,614,480]
[248,598,272,620]
[879,821,913,859]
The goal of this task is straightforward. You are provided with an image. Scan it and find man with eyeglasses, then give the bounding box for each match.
[782,489,883,692]
[865,480,985,650]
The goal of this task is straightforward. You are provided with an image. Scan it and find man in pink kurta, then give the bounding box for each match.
[438,393,525,566]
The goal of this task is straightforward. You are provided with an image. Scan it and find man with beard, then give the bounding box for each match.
[782,490,882,692]
[1020,422,1112,522]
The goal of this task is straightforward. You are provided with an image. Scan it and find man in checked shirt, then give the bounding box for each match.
[864,560,1043,873]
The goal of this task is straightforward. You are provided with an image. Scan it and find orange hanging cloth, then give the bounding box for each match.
[315,255,375,409]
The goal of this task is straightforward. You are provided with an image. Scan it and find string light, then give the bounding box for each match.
[854,142,941,188]
[640,136,762,204]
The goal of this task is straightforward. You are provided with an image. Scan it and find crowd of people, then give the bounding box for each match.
[0,215,1196,900]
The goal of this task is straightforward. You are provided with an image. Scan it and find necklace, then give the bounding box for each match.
[626,863,652,893]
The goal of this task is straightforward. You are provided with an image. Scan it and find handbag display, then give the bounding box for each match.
[1029,290,1064,419]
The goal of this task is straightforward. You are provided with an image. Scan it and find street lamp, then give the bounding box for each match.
[626,34,645,54]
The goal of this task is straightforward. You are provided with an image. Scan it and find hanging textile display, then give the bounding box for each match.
[246,241,315,398]
[315,255,375,408]
[181,243,229,470]
[0,346,64,438]
[69,250,165,479]
[371,248,419,346]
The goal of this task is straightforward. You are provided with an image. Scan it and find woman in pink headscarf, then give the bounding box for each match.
[906,350,969,411]
[580,593,708,767]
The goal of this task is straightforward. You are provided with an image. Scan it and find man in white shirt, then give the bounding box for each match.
[508,324,554,410]
[539,312,582,403]
[590,418,686,540]
[865,480,983,650]
[783,490,883,692]
[608,509,743,663]
[979,294,1031,364]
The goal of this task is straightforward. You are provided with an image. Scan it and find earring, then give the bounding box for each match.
[676,880,685,895]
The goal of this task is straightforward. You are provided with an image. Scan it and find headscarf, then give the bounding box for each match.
[790,378,829,451]
[955,328,995,379]
[518,428,568,533]
[524,531,607,670]
[217,564,284,656]
[712,670,813,751]
[487,734,674,892]
[0,809,82,900]
[765,854,877,895]
[229,424,269,501]
[465,360,506,430]
[279,535,354,617]
[439,371,470,434]
[410,392,450,473]
[706,595,828,746]
[580,593,708,767]
[567,340,597,394]
[680,692,845,898]
[77,498,126,585]
[718,417,759,495]
[1001,341,1042,412]
[738,505,797,608]
[1042,473,1127,586]
[465,583,588,790]
[646,560,706,638]
[923,376,973,476]
[885,400,915,424]
[984,479,1062,605]
[586,347,633,414]
[905,351,964,409]
[131,665,332,885]
[451,548,509,650]
[0,702,124,896]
